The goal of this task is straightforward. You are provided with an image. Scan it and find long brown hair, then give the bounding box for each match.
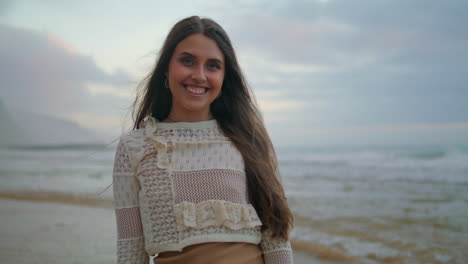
[132,16,293,240]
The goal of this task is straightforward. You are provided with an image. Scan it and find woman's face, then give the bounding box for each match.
[166,33,225,121]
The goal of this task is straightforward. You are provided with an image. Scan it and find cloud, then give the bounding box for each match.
[226,0,468,74]
[311,122,468,134]
[258,99,305,112]
[269,121,468,147]
[64,112,132,135]
[220,1,468,130]
[86,83,135,99]
[0,24,134,118]
[2,1,467,145]
[0,0,14,17]
[231,14,356,67]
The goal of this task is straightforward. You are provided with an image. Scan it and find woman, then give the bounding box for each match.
[112,16,294,264]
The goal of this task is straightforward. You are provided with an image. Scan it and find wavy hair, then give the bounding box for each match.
[132,16,293,240]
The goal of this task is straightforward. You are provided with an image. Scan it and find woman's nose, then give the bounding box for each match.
[191,65,207,83]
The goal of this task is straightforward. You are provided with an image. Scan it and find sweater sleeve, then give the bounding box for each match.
[113,139,149,264]
[259,230,294,264]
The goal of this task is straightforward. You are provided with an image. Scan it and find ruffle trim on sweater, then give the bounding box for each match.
[141,117,171,169]
[174,200,262,231]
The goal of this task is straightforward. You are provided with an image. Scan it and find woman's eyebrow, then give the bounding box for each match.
[179,51,194,57]
[208,58,224,65]
[178,51,224,65]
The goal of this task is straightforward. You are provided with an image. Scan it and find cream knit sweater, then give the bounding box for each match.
[113,117,293,263]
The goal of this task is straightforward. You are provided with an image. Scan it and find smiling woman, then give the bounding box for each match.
[166,34,225,122]
[112,16,294,264]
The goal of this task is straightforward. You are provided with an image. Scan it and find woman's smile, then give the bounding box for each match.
[183,84,209,96]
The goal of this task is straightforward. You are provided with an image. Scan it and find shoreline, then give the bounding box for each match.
[0,189,115,208]
[0,194,341,264]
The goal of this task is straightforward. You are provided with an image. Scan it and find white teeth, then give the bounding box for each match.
[186,86,206,94]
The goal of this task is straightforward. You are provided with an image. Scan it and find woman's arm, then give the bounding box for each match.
[260,230,294,264]
[113,138,149,264]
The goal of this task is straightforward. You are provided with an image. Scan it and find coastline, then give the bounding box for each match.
[0,194,333,264]
[2,143,467,263]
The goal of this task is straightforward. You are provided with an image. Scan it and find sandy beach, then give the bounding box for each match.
[2,143,466,264]
[0,197,328,264]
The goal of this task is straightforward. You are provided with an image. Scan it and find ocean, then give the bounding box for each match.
[1,142,467,263]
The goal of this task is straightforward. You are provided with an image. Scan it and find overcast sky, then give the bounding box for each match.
[1,0,467,146]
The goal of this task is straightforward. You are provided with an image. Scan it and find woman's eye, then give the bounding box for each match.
[207,63,221,70]
[180,57,193,65]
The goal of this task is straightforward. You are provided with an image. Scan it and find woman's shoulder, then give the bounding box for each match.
[119,116,156,142]
[116,128,149,167]
[118,127,146,147]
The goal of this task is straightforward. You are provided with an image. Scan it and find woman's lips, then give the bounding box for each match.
[184,84,208,95]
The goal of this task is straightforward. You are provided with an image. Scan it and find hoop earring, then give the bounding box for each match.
[165,78,169,89]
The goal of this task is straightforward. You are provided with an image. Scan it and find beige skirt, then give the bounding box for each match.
[154,242,264,264]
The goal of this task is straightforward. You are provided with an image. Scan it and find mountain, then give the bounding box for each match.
[0,100,103,146]
[0,100,30,146]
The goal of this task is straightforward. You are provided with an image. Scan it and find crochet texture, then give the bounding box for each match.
[113,117,293,263]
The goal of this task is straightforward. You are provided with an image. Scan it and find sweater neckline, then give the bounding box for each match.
[154,118,218,129]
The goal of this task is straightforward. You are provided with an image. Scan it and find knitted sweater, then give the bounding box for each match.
[112,117,293,263]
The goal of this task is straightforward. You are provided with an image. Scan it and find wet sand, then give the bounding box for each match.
[0,197,329,264]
